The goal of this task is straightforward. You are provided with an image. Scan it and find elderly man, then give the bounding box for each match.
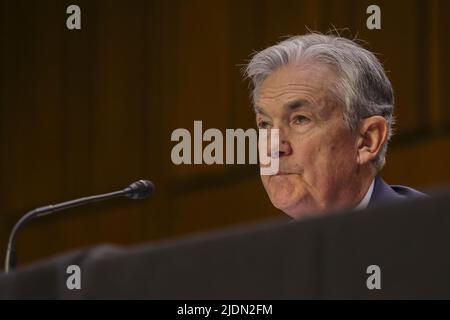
[245,33,425,219]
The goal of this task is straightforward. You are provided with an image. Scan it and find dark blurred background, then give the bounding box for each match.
[1,0,449,268]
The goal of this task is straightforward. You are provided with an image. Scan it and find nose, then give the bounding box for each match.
[278,139,292,157]
[267,128,292,158]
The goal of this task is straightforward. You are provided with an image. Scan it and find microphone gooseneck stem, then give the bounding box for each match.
[4,189,126,274]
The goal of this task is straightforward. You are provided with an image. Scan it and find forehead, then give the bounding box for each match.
[257,62,337,105]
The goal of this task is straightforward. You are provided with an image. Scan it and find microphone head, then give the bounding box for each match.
[124,180,155,200]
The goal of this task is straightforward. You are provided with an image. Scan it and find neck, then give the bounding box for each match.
[352,165,377,205]
[334,165,377,211]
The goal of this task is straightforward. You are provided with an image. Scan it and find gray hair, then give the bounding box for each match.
[244,33,395,170]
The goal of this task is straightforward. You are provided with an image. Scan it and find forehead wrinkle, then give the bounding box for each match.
[257,93,338,122]
[258,90,318,108]
[261,83,319,96]
[255,65,342,122]
[258,64,337,100]
[258,81,329,105]
[262,82,317,90]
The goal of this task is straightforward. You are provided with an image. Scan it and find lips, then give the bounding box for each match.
[274,171,292,176]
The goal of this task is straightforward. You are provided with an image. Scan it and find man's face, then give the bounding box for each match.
[256,63,362,219]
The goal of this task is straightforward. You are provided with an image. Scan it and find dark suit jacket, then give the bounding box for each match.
[368,176,426,207]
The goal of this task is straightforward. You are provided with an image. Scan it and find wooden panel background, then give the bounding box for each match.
[0,0,449,268]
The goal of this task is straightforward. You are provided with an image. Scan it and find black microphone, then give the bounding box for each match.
[4,180,155,274]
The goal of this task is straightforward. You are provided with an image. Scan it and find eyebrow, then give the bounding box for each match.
[283,99,310,112]
[255,99,311,116]
[254,106,266,115]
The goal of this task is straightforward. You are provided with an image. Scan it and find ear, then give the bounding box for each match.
[356,116,388,165]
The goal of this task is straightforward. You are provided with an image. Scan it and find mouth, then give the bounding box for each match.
[273,171,293,176]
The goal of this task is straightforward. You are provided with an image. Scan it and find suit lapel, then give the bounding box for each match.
[368,176,405,206]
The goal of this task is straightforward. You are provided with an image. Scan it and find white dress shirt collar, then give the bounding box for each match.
[354,178,375,210]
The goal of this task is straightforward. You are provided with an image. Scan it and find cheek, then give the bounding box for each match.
[329,132,358,163]
[314,133,358,178]
[289,136,322,171]
[290,128,357,180]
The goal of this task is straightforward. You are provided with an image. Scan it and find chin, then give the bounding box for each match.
[263,176,323,218]
[283,206,320,219]
[270,195,304,217]
[271,195,325,219]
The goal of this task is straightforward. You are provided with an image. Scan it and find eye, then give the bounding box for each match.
[293,115,311,125]
[257,120,271,129]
